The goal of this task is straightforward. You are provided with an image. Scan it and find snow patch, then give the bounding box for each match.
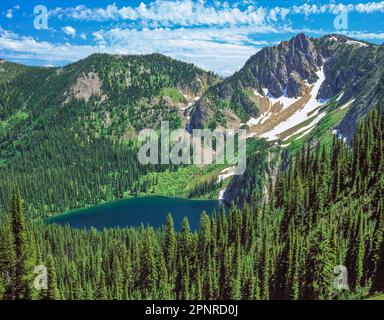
[282,112,327,142]
[216,166,236,184]
[218,189,226,201]
[264,88,301,110]
[346,40,368,48]
[280,142,291,148]
[336,92,344,102]
[247,111,272,127]
[247,117,260,126]
[260,66,328,141]
[292,127,314,142]
[253,89,263,98]
[340,99,355,110]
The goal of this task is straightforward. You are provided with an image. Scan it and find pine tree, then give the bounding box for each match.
[139,227,158,299]
[112,255,124,300]
[11,189,36,300]
[198,212,211,257]
[355,210,366,289]
[0,218,14,299]
[164,214,176,282]
[194,265,203,300]
[220,248,232,300]
[45,255,59,300]
[96,270,107,300]
[0,274,4,300]
[231,241,242,300]
[251,273,260,300]
[305,222,335,300]
[181,257,190,300]
[371,200,384,293]
[261,233,270,300]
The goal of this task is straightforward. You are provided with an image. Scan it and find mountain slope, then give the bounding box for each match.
[0,35,382,216]
[0,53,219,148]
[0,54,220,216]
[189,33,384,143]
[0,53,220,161]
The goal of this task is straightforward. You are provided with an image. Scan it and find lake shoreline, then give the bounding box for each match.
[46,196,228,231]
[48,193,224,219]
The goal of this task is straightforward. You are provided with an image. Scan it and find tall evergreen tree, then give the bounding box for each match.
[164,214,176,281]
[44,255,59,300]
[139,227,158,299]
[305,222,335,300]
[11,189,36,300]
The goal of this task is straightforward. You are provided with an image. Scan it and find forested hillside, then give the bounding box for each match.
[1,107,382,300]
[0,34,383,301]
[0,54,219,217]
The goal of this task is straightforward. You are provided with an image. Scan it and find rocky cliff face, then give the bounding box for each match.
[190,33,325,129]
[189,33,384,142]
[315,38,384,140]
[287,71,308,98]
[246,33,323,98]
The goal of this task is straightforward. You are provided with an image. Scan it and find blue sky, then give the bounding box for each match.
[0,0,383,75]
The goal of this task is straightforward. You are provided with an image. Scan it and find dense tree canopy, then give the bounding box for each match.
[0,109,382,300]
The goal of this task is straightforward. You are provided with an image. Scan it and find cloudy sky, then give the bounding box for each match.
[0,0,383,76]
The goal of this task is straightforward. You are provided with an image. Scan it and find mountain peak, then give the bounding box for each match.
[278,33,310,49]
[293,32,309,43]
[243,33,322,98]
[190,32,384,144]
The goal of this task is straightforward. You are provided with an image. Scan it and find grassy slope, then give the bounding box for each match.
[132,164,229,199]
[162,87,187,103]
[285,97,351,153]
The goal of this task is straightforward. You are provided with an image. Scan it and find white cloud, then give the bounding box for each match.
[355,2,384,13]
[50,1,268,27]
[4,5,21,19]
[2,0,384,77]
[49,1,384,28]
[5,10,13,19]
[0,24,270,75]
[62,26,76,37]
[291,2,384,15]
[91,26,269,75]
[341,31,384,40]
[2,19,383,76]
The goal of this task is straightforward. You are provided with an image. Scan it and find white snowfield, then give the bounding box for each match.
[280,97,354,147]
[254,88,301,111]
[258,66,328,141]
[248,87,302,130]
[328,35,368,47]
[218,188,226,201]
[346,40,369,48]
[247,112,273,127]
[182,96,200,121]
[216,166,236,184]
[247,115,260,126]
[282,112,327,142]
[267,88,301,110]
[340,99,355,110]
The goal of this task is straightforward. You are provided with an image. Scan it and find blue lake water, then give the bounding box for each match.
[47,196,227,231]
